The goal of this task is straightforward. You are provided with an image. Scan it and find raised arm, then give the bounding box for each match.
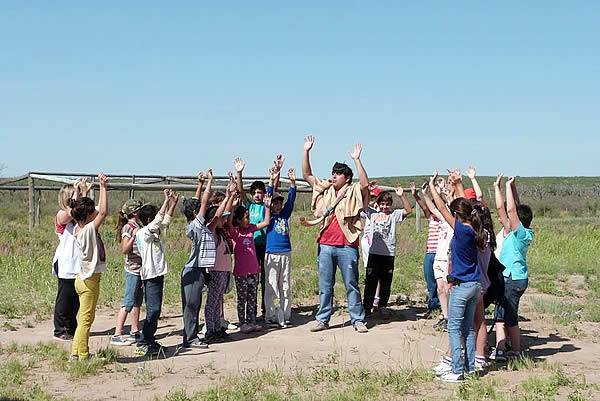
[92,173,109,230]
[448,168,465,199]
[200,168,213,220]
[395,184,412,217]
[349,143,369,197]
[467,166,483,202]
[167,192,179,217]
[194,171,205,199]
[302,135,317,188]
[505,176,521,231]
[429,171,455,229]
[272,154,284,192]
[411,181,431,219]
[267,167,279,196]
[255,193,272,231]
[422,187,444,221]
[282,168,297,217]
[233,157,246,201]
[511,178,521,206]
[493,173,510,234]
[148,190,170,233]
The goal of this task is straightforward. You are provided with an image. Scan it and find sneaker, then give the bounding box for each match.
[217,329,231,341]
[475,356,487,372]
[437,371,464,383]
[251,324,263,332]
[379,307,391,320]
[506,350,524,359]
[284,320,292,327]
[69,354,79,362]
[129,331,142,343]
[53,333,73,342]
[433,318,448,332]
[373,296,380,307]
[489,348,507,362]
[309,321,328,332]
[240,323,253,334]
[183,338,209,349]
[433,357,453,376]
[110,335,134,346]
[221,318,237,331]
[354,321,368,333]
[204,331,225,344]
[135,343,161,356]
[265,319,280,328]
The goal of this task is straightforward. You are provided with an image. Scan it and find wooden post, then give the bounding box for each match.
[36,190,42,226]
[28,174,35,231]
[415,200,421,232]
[130,175,136,199]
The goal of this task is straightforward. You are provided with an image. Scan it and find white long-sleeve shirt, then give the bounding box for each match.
[135,212,172,280]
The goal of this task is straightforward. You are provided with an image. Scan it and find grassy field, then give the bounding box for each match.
[1,179,600,400]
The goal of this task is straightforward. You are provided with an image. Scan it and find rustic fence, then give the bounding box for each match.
[0,172,422,232]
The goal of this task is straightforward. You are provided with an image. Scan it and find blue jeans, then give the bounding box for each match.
[315,245,365,327]
[423,253,440,310]
[494,275,528,327]
[121,271,143,312]
[448,281,481,374]
[140,275,164,346]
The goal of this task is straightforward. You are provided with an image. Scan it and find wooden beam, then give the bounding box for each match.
[28,174,35,231]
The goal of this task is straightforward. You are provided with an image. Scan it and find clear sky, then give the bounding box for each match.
[1,2,599,178]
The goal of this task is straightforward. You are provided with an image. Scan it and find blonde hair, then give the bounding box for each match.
[58,184,75,211]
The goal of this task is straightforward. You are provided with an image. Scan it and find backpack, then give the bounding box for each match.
[483,253,506,308]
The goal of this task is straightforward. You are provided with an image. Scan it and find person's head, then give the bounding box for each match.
[470,200,496,251]
[369,187,382,207]
[116,199,142,240]
[271,193,285,214]
[250,181,266,204]
[137,204,159,227]
[209,191,225,206]
[376,192,394,213]
[69,197,97,225]
[183,198,202,222]
[331,162,353,190]
[232,205,249,228]
[517,204,533,228]
[204,204,227,229]
[449,197,486,250]
[58,184,75,211]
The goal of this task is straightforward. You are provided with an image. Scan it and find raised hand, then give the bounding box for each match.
[368,180,377,191]
[304,135,315,151]
[233,157,245,173]
[410,181,417,197]
[348,143,362,160]
[163,188,172,199]
[288,168,296,182]
[395,184,405,197]
[430,170,439,186]
[264,192,272,208]
[274,154,284,172]
[197,171,205,184]
[226,180,236,194]
[494,173,504,187]
[98,172,109,187]
[172,193,181,203]
[206,168,213,180]
[467,166,476,180]
[269,167,280,181]
[506,176,515,186]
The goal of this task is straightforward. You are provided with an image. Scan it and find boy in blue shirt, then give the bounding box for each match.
[264,167,296,327]
[491,175,533,361]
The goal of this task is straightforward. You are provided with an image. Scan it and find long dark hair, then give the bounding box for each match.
[69,197,96,224]
[471,201,497,251]
[449,197,487,251]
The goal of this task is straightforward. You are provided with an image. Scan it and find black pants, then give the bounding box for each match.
[255,242,266,316]
[363,253,395,311]
[53,275,79,337]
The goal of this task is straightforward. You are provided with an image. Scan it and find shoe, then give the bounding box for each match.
[309,321,328,332]
[265,319,280,328]
[354,321,368,333]
[221,318,237,331]
[204,331,225,344]
[506,350,524,359]
[69,355,79,362]
[489,348,507,362]
[110,335,134,346]
[433,357,452,376]
[284,320,292,327]
[240,323,253,334]
[475,356,487,372]
[217,329,231,341]
[251,324,263,332]
[379,307,391,320]
[227,322,238,330]
[183,338,209,349]
[53,333,73,342]
[373,296,380,307]
[129,331,142,343]
[433,318,448,332]
[437,371,464,383]
[135,342,162,356]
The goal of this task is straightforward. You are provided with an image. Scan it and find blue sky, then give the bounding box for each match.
[1,2,598,178]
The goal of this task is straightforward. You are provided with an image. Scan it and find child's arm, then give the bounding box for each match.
[448,168,465,199]
[302,135,317,188]
[411,181,431,219]
[429,171,455,229]
[511,178,521,206]
[267,167,279,196]
[92,173,109,230]
[272,154,284,192]
[200,168,213,220]
[208,182,234,229]
[233,157,246,202]
[467,166,484,201]
[161,191,179,229]
[255,193,272,231]
[147,189,170,234]
[422,190,444,222]
[395,184,412,217]
[193,171,205,199]
[282,168,297,217]
[349,143,369,199]
[505,176,521,232]
[493,173,511,234]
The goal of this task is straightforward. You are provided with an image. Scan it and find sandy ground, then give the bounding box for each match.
[1,293,600,400]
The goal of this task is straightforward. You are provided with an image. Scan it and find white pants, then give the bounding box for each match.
[264,252,292,322]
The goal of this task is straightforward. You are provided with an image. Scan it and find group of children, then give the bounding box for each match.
[51,159,532,374]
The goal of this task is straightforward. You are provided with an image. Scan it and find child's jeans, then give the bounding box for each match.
[363,253,395,311]
[181,266,206,345]
[139,275,164,346]
[493,275,528,327]
[72,273,101,358]
[235,274,259,325]
[423,253,440,310]
[205,271,229,334]
[264,252,292,322]
[448,281,481,375]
